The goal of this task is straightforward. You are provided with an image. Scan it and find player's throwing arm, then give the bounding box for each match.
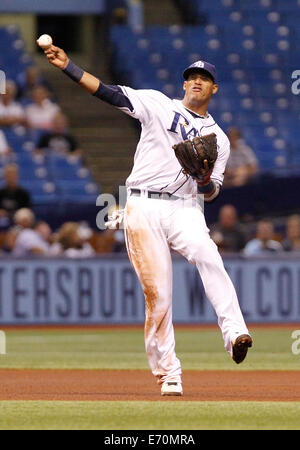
[38,37,100,94]
[39,37,134,112]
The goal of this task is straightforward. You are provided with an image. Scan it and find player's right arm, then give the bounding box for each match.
[43,45,100,94]
[42,44,152,122]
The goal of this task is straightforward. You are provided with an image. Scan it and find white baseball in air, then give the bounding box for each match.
[37,34,53,48]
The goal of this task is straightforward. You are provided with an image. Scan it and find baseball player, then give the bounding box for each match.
[42,43,252,396]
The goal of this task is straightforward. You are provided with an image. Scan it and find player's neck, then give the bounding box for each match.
[181,99,208,117]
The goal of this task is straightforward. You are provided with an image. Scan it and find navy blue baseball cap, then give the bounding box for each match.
[183,60,217,82]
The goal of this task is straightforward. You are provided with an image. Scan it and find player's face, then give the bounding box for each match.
[183,72,218,105]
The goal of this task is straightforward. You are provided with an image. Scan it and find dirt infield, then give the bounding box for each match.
[0,369,300,401]
[2,323,300,331]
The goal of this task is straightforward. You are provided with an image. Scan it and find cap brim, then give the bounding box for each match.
[183,67,215,82]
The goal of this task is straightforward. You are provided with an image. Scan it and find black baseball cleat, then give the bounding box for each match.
[232,334,253,364]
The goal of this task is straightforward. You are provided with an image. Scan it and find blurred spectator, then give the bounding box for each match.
[0,164,31,217]
[107,0,127,25]
[224,127,258,188]
[25,86,60,131]
[1,208,32,253]
[210,204,247,252]
[111,8,128,25]
[282,215,300,251]
[36,112,82,158]
[113,229,126,252]
[0,209,11,232]
[0,130,12,158]
[52,222,95,258]
[92,228,115,253]
[244,220,282,255]
[13,206,35,229]
[13,209,51,256]
[98,228,127,253]
[18,66,50,100]
[173,0,206,24]
[1,226,19,253]
[0,80,27,128]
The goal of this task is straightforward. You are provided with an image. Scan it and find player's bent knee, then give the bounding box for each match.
[146,307,171,328]
[145,295,170,316]
[184,240,207,264]
[143,283,171,311]
[188,245,223,267]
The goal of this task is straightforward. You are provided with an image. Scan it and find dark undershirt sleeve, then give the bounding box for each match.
[93,83,134,112]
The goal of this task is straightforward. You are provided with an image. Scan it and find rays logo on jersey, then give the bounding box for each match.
[168,111,199,140]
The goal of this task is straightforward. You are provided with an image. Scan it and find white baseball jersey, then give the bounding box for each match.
[118,86,230,197]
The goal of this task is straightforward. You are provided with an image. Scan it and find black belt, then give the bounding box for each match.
[130,188,180,200]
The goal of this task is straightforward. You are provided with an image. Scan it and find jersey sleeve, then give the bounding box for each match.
[118,86,152,123]
[211,133,230,187]
[93,83,159,124]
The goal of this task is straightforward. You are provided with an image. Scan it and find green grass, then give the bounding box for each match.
[0,401,299,430]
[0,326,299,430]
[0,327,299,370]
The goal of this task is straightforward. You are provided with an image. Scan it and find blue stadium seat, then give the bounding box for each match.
[238,0,276,12]
[56,180,99,203]
[200,0,232,12]
[52,166,92,182]
[247,10,283,25]
[0,25,100,210]
[2,128,30,152]
[276,0,300,13]
[19,165,49,181]
[48,154,80,167]
[20,180,58,204]
[110,22,300,173]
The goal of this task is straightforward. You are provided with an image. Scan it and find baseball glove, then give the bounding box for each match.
[173,133,218,185]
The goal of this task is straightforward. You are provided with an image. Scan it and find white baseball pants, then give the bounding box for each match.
[124,191,249,384]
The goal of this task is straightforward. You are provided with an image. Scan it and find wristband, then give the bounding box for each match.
[62,59,84,82]
[197,180,214,194]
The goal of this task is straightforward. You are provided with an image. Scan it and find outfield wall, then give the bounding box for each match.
[0,255,299,325]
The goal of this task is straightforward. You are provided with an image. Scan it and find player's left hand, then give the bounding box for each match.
[173,133,217,184]
[196,159,213,186]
